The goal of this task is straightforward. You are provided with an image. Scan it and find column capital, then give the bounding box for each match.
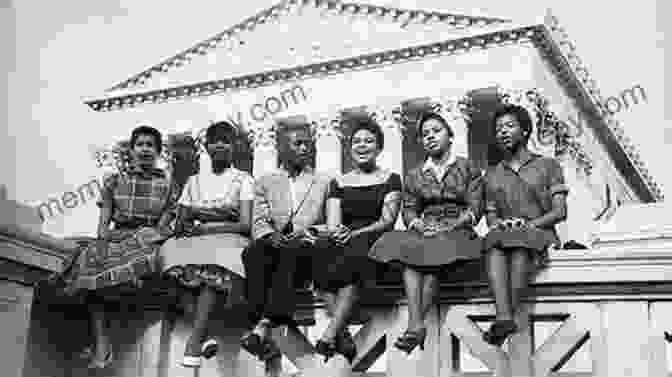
[309,113,343,139]
[371,106,405,136]
[248,119,277,150]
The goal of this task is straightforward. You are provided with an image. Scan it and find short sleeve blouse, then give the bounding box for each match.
[178,167,254,211]
[484,153,568,221]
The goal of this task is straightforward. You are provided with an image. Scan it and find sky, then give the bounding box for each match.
[1,0,669,237]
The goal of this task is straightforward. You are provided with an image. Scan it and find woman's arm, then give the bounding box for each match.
[452,162,485,229]
[198,199,252,236]
[326,179,343,233]
[528,159,569,228]
[96,174,117,238]
[97,205,113,239]
[326,197,342,233]
[401,172,424,231]
[199,174,256,236]
[482,173,503,229]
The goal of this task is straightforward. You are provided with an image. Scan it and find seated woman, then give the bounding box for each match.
[61,125,175,369]
[161,121,254,368]
[481,105,568,346]
[369,112,484,354]
[313,119,402,363]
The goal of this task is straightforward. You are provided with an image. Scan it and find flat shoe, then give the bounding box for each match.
[87,351,113,369]
[178,356,201,368]
[201,338,219,359]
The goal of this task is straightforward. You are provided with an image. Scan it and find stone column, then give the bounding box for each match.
[313,114,342,177]
[373,107,406,230]
[251,120,278,178]
[373,107,404,176]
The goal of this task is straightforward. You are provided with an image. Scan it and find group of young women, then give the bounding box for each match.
[55,102,568,370]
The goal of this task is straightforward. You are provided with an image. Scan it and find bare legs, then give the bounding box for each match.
[403,267,438,332]
[89,303,110,364]
[316,285,360,363]
[484,247,533,345]
[184,286,218,357]
[320,284,359,341]
[394,267,435,353]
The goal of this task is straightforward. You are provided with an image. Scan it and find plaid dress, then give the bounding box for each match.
[63,166,177,293]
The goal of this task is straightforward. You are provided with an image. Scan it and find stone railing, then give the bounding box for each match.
[17,207,672,377]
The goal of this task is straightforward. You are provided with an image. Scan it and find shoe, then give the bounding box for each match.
[258,338,281,362]
[87,350,113,369]
[394,328,426,355]
[483,320,518,346]
[335,329,357,364]
[178,339,218,368]
[240,332,264,358]
[178,355,202,368]
[315,338,337,363]
[77,346,93,360]
[201,339,218,359]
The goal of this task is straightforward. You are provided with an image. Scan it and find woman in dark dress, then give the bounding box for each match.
[313,119,402,363]
[62,125,176,369]
[369,112,484,354]
[481,105,568,346]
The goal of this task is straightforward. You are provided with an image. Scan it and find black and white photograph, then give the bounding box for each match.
[0,0,669,376]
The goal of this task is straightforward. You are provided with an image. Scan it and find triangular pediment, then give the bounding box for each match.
[84,5,664,204]
[101,0,509,96]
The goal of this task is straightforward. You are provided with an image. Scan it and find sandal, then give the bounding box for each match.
[483,320,518,346]
[178,339,219,368]
[258,338,281,362]
[315,338,337,363]
[87,350,114,369]
[240,332,264,358]
[335,329,357,364]
[394,328,426,355]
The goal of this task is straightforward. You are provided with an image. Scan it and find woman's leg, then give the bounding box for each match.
[403,267,424,332]
[509,248,533,318]
[321,291,337,318]
[486,248,513,321]
[320,285,359,341]
[420,273,439,320]
[89,301,110,362]
[184,286,218,356]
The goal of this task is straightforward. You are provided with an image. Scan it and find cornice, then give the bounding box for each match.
[85,22,539,110]
[106,0,510,93]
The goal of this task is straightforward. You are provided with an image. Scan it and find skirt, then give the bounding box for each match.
[483,227,559,266]
[62,227,164,294]
[161,233,250,293]
[312,232,381,293]
[369,228,482,271]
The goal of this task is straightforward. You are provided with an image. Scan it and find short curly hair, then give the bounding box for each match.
[130,125,163,154]
[417,112,454,138]
[349,118,384,149]
[492,104,533,139]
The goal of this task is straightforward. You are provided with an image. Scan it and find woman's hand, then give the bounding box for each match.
[422,223,441,237]
[331,225,352,245]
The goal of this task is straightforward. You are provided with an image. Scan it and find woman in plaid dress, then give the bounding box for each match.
[161,121,254,368]
[62,125,176,369]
